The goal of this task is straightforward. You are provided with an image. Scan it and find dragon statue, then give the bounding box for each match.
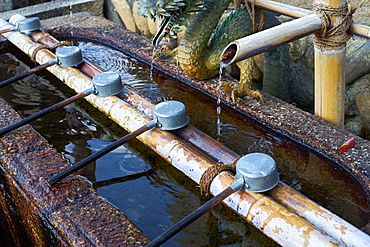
[136,0,290,102]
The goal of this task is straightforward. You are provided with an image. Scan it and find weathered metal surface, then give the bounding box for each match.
[0,97,150,246]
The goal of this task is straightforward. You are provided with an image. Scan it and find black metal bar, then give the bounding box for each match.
[0,88,93,137]
[0,27,16,34]
[0,59,57,88]
[146,182,242,247]
[48,121,157,185]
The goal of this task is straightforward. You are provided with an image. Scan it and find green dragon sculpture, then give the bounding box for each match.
[137,0,290,102]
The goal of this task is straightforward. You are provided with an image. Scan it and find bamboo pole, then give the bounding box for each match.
[220,14,322,66]
[26,28,370,246]
[0,27,342,246]
[252,0,370,39]
[314,0,347,127]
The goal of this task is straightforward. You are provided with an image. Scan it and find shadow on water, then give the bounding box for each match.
[0,39,368,246]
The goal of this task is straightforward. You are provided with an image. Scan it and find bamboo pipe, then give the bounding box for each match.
[314,0,347,127]
[27,29,370,245]
[267,182,370,247]
[220,14,322,66]
[252,0,370,39]
[0,28,341,246]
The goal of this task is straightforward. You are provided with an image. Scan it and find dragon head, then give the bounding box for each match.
[136,0,206,46]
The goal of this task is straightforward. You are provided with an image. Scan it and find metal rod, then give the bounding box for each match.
[48,120,157,185]
[0,27,16,34]
[146,179,244,247]
[0,87,93,137]
[0,59,57,88]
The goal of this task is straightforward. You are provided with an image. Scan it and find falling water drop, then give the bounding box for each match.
[150,47,156,81]
[216,66,224,137]
[69,4,74,45]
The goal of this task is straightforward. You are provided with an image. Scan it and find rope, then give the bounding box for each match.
[31,41,72,62]
[245,0,265,33]
[233,0,264,34]
[199,157,240,194]
[313,2,356,48]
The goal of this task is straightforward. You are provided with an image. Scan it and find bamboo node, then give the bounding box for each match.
[199,158,240,194]
[313,3,356,48]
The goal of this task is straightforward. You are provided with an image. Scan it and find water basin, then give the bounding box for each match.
[0,35,368,246]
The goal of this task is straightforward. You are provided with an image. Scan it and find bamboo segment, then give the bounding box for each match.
[220,14,322,66]
[314,47,346,126]
[253,0,370,39]
[267,182,370,247]
[314,0,347,127]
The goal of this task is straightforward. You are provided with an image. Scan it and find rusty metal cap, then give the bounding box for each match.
[55,46,83,67]
[153,101,189,130]
[17,17,41,32]
[234,153,279,193]
[92,72,124,97]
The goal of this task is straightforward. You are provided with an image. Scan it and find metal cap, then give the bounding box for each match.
[153,101,189,130]
[234,153,279,193]
[55,46,83,67]
[92,72,124,97]
[17,17,41,32]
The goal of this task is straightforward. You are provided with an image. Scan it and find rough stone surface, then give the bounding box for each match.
[0,97,150,245]
[356,92,370,130]
[0,0,104,20]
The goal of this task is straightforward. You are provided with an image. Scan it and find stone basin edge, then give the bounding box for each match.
[0,97,150,244]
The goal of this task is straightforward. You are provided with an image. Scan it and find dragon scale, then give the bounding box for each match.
[137,0,290,101]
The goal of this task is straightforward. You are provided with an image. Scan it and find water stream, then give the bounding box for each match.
[0,41,368,246]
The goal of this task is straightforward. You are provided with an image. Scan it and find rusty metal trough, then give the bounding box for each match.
[0,12,369,246]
